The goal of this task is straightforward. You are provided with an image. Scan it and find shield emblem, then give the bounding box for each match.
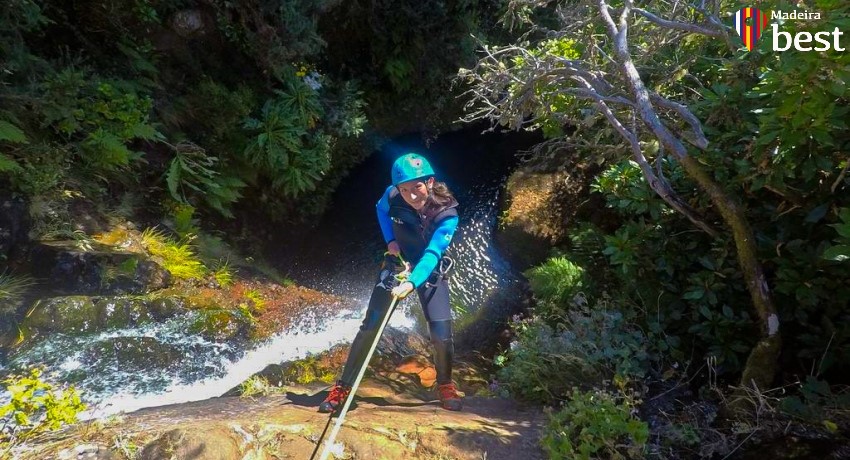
[735,8,770,51]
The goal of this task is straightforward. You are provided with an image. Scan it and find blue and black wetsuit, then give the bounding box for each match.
[339,185,459,387]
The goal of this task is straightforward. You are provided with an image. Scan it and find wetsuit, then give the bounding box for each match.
[339,185,459,387]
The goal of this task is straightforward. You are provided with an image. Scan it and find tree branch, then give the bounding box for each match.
[650,94,709,149]
[632,7,724,37]
[574,77,719,237]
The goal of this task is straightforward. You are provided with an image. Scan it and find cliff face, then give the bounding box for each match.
[18,376,546,460]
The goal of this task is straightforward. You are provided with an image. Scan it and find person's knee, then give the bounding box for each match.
[429,320,453,349]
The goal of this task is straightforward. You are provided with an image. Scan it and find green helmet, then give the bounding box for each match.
[391,153,435,186]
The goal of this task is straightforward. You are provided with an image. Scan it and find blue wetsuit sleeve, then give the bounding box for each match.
[408,215,459,288]
[376,185,395,244]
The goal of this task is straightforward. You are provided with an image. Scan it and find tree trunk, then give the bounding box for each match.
[679,155,781,392]
[604,7,782,390]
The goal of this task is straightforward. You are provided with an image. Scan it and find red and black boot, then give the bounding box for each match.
[437,382,463,411]
[318,382,351,413]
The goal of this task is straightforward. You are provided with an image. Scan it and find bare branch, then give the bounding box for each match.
[632,7,724,37]
[650,94,709,149]
[574,77,719,237]
[597,0,619,38]
[832,158,850,194]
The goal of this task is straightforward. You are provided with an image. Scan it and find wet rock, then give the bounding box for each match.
[495,168,571,270]
[0,194,29,263]
[100,297,158,329]
[189,308,249,342]
[28,242,170,295]
[57,443,116,459]
[169,9,210,38]
[82,337,184,371]
[140,427,241,460]
[23,296,105,335]
[494,155,602,271]
[21,295,186,338]
[377,326,433,361]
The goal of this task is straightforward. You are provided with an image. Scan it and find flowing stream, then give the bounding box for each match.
[2,127,540,418]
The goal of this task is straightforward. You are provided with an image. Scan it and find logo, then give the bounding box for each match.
[733,7,846,52]
[735,7,770,51]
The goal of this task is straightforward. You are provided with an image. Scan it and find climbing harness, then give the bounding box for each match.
[309,256,409,460]
[425,255,454,288]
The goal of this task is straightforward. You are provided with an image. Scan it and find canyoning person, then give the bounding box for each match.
[318,152,463,413]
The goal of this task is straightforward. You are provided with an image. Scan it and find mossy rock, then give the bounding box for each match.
[20,294,189,340]
[495,156,603,271]
[495,169,571,270]
[82,337,185,371]
[28,241,171,295]
[188,309,248,342]
[22,296,106,335]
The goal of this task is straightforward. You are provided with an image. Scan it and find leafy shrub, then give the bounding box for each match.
[497,317,601,403]
[822,207,850,263]
[497,299,649,403]
[525,256,586,315]
[779,376,850,426]
[165,142,246,218]
[42,71,160,172]
[541,388,648,460]
[242,78,332,197]
[0,367,86,451]
[592,160,671,221]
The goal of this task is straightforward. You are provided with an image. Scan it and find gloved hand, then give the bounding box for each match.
[391,281,415,299]
[387,241,401,256]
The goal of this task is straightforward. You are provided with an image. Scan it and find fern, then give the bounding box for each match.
[243,87,332,197]
[140,228,207,280]
[0,271,34,314]
[0,154,21,173]
[80,129,136,170]
[0,120,27,143]
[165,142,245,218]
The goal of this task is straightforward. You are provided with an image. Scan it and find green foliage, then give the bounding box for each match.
[244,289,266,311]
[592,160,672,221]
[496,298,649,403]
[170,203,200,238]
[496,317,600,403]
[324,81,368,138]
[779,376,850,424]
[285,354,338,385]
[243,78,332,197]
[525,256,587,314]
[320,0,500,132]
[42,72,160,171]
[822,208,850,262]
[0,367,86,450]
[239,375,285,397]
[165,143,246,218]
[140,228,207,280]
[0,120,28,144]
[212,261,234,288]
[0,271,34,315]
[541,388,648,460]
[175,79,256,151]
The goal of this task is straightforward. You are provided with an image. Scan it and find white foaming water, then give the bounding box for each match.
[80,303,416,420]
